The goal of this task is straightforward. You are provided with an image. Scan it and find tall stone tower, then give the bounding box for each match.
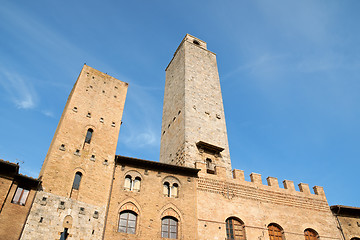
[21,65,128,239]
[160,34,232,177]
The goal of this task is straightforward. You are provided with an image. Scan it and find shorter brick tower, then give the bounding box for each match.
[21,65,128,240]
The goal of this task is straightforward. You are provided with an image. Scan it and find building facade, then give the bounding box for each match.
[331,205,360,240]
[0,34,357,240]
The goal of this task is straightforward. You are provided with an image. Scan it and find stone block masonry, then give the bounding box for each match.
[160,34,232,178]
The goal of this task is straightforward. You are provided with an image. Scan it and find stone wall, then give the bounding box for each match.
[20,191,106,240]
[160,34,232,178]
[0,182,36,240]
[160,38,186,167]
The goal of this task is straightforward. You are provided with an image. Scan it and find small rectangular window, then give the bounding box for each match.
[12,187,30,206]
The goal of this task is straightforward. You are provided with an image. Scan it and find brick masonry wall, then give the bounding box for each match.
[0,183,36,240]
[0,177,12,211]
[337,215,360,239]
[39,65,127,207]
[20,65,128,239]
[196,165,341,240]
[103,164,198,240]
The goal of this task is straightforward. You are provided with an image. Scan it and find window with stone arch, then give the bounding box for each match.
[304,228,319,240]
[72,172,82,190]
[161,216,178,239]
[225,217,246,240]
[162,176,180,198]
[84,128,93,144]
[123,171,142,192]
[118,210,137,234]
[268,223,284,240]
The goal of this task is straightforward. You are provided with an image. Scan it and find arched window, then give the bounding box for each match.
[84,128,93,144]
[133,177,141,191]
[351,238,360,240]
[161,216,178,239]
[124,175,132,190]
[226,217,246,240]
[304,228,319,240]
[171,183,178,198]
[163,182,170,197]
[268,223,284,240]
[118,211,137,234]
[124,175,141,192]
[72,172,82,190]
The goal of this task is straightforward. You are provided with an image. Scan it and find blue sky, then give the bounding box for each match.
[0,1,359,207]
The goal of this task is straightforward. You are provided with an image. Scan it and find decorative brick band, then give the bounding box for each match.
[197,177,329,212]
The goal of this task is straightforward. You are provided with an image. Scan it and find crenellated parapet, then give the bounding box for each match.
[195,163,328,210]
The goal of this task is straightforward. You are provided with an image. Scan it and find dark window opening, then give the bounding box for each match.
[85,128,93,144]
[206,158,215,174]
[163,182,170,197]
[193,40,200,45]
[72,172,82,190]
[60,228,69,240]
[304,228,319,240]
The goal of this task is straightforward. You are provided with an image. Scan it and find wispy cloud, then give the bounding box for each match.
[41,110,55,118]
[118,83,162,150]
[0,68,38,109]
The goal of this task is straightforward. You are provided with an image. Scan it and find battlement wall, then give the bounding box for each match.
[195,162,327,207]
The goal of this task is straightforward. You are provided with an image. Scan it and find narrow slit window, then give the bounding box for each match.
[163,182,171,197]
[85,128,93,144]
[60,228,69,240]
[72,172,82,190]
[124,175,132,191]
[171,183,178,198]
[133,177,141,192]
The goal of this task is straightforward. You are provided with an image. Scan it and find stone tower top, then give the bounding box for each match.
[160,34,232,177]
[183,34,207,49]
